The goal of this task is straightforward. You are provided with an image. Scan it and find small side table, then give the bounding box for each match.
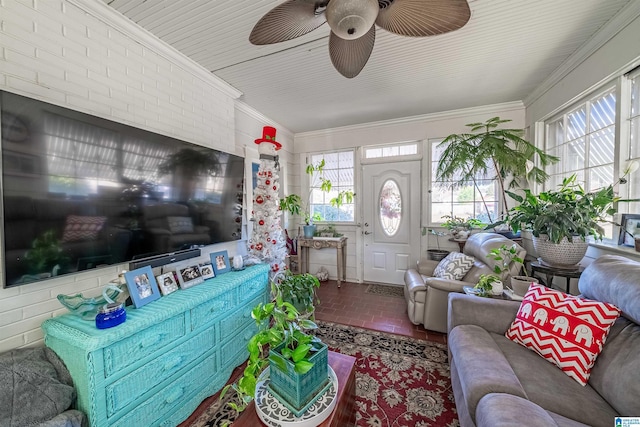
[298,237,347,287]
[530,261,584,294]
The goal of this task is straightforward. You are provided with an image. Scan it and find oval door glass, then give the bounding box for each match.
[379,179,401,236]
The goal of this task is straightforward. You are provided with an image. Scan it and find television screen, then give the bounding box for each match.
[1,91,244,288]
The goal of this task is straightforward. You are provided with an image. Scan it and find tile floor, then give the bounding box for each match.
[315,279,447,344]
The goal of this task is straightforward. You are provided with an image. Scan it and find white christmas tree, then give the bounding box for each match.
[247,128,287,276]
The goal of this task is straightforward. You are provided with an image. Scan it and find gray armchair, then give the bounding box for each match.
[403,232,526,333]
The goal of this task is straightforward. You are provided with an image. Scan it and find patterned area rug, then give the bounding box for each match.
[188,322,458,427]
[365,283,405,298]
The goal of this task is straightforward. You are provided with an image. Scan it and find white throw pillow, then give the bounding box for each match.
[433,252,475,281]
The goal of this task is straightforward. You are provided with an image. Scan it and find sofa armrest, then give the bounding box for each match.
[404,269,426,295]
[447,293,520,335]
[194,225,210,234]
[425,277,475,293]
[476,394,559,427]
[416,258,439,275]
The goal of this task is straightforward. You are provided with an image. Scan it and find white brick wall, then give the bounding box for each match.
[0,0,291,353]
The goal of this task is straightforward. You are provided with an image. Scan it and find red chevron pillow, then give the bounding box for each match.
[62,215,107,242]
[505,283,620,385]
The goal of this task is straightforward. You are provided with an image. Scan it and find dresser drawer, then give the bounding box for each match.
[219,294,263,341]
[110,349,219,427]
[105,327,216,417]
[237,278,267,304]
[103,314,186,378]
[191,294,233,331]
[221,321,259,370]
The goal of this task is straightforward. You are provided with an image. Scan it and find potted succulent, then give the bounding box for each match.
[441,215,484,240]
[280,160,354,238]
[498,165,638,266]
[436,117,559,225]
[221,273,328,418]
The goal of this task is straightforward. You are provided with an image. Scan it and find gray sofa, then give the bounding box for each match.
[447,254,640,426]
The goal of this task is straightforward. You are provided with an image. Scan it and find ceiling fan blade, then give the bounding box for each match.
[250,0,329,45]
[376,0,471,37]
[329,24,375,78]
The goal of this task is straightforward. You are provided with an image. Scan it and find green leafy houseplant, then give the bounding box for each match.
[277,270,320,314]
[441,215,484,239]
[221,275,323,416]
[474,274,502,297]
[487,244,525,279]
[436,117,559,223]
[25,230,68,275]
[279,160,354,226]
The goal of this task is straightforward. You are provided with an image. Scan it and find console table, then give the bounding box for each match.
[298,237,347,287]
[234,351,357,427]
[42,264,270,427]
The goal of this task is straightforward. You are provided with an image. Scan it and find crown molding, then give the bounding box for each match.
[235,101,294,139]
[67,0,242,99]
[295,101,525,139]
[524,1,640,107]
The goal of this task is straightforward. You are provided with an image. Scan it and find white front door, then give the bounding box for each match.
[363,161,421,284]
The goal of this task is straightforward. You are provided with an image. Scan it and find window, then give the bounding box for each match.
[625,71,640,213]
[364,142,418,159]
[308,151,355,222]
[430,140,498,225]
[545,88,616,192]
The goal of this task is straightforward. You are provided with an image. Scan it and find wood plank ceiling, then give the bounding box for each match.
[102,0,634,133]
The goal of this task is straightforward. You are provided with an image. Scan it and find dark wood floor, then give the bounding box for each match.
[315,279,447,344]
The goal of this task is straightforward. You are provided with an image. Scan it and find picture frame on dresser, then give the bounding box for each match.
[199,263,215,280]
[211,250,231,275]
[175,261,204,289]
[156,272,179,296]
[125,266,161,308]
[618,214,640,246]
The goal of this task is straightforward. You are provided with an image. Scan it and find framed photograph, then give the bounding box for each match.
[156,272,179,296]
[199,263,215,280]
[618,214,640,246]
[210,250,231,275]
[174,261,204,289]
[124,266,161,308]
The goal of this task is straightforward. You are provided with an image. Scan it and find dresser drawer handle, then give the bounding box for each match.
[163,355,184,371]
[209,301,227,313]
[139,333,165,348]
[165,386,185,404]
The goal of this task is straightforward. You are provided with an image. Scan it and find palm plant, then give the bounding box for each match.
[436,117,559,223]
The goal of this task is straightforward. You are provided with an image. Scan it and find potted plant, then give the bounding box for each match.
[315,223,343,238]
[276,270,320,315]
[25,230,68,276]
[486,243,538,296]
[221,274,328,418]
[280,160,354,238]
[474,274,503,297]
[499,165,638,266]
[426,228,450,261]
[436,117,559,225]
[441,215,484,240]
[158,148,221,201]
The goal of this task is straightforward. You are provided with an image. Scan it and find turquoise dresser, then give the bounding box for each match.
[42,264,269,427]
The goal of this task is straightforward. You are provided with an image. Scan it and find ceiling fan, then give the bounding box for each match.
[250,0,471,78]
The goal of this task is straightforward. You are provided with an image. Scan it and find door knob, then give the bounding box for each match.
[364,231,372,235]
[364,222,369,227]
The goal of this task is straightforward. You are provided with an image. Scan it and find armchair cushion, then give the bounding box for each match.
[505,283,621,385]
[167,216,194,234]
[433,252,475,280]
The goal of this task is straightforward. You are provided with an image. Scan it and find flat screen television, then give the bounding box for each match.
[1,91,244,288]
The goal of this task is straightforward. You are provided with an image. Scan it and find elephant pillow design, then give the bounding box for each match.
[433,252,475,281]
[506,283,621,385]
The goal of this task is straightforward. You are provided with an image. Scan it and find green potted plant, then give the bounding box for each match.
[426,228,450,261]
[474,274,503,297]
[441,215,484,240]
[315,223,343,238]
[499,165,638,266]
[280,160,354,238]
[276,270,320,315]
[436,117,559,225]
[25,230,68,276]
[486,243,538,296]
[221,274,328,418]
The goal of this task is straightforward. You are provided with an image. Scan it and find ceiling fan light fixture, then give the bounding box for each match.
[326,0,379,40]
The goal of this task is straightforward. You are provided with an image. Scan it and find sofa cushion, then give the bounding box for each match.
[433,252,475,280]
[167,216,194,234]
[61,215,107,242]
[505,284,620,385]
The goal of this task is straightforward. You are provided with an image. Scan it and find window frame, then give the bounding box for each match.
[307,149,356,224]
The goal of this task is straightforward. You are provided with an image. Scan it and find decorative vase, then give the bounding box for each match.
[533,234,588,267]
[510,276,540,297]
[267,341,331,417]
[490,280,504,296]
[303,224,316,238]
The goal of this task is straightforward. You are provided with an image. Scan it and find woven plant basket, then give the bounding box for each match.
[532,234,588,267]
